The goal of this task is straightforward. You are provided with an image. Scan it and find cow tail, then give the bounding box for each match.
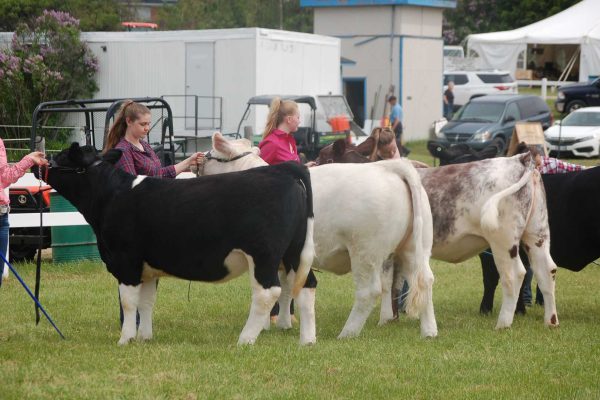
[292,164,314,298]
[480,167,532,231]
[386,160,428,318]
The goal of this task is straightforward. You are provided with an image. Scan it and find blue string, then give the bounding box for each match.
[0,252,65,339]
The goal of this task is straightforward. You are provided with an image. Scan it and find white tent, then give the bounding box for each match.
[467,0,600,82]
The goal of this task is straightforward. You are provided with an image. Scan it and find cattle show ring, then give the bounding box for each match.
[1,95,599,399]
[5,0,600,396]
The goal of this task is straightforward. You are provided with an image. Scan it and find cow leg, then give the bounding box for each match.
[338,252,384,339]
[523,243,558,327]
[118,283,141,345]
[238,262,281,345]
[276,267,293,330]
[490,243,526,329]
[379,256,396,325]
[137,278,158,341]
[296,282,317,345]
[479,250,499,315]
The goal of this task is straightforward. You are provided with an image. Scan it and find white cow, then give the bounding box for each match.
[189,133,437,339]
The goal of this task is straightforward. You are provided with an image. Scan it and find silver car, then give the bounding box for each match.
[545,107,600,158]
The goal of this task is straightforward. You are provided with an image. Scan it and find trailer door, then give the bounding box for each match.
[185,42,215,130]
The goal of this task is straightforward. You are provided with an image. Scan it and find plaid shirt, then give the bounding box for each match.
[114,139,176,178]
[537,156,585,175]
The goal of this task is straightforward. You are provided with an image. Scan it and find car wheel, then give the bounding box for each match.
[492,137,506,156]
[566,100,586,114]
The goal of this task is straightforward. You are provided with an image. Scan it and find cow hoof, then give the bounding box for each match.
[494,323,511,330]
[546,314,559,327]
[137,332,153,341]
[118,336,134,345]
[237,337,257,345]
[337,330,360,339]
[300,336,316,346]
[421,329,438,338]
[276,319,293,330]
[378,316,398,326]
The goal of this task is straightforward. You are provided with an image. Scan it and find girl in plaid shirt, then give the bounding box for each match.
[104,100,203,326]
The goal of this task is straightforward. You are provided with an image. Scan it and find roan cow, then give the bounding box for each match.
[435,144,600,314]
[191,133,438,339]
[39,143,316,345]
[316,139,559,329]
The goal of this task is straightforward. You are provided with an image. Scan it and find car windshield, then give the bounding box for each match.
[561,111,600,127]
[453,102,505,122]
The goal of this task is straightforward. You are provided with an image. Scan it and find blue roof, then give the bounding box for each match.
[300,0,456,8]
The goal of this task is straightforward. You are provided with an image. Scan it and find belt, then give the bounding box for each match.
[0,204,10,215]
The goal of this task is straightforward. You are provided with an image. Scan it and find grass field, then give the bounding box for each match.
[2,255,600,399]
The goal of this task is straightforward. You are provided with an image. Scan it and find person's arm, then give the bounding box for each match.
[173,152,202,175]
[0,140,43,186]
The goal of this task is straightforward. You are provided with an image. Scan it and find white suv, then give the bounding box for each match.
[443,70,518,110]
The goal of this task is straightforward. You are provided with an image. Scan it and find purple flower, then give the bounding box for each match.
[37,10,80,28]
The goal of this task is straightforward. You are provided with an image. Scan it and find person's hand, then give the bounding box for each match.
[184,152,204,169]
[26,151,48,166]
[196,152,206,166]
[305,161,317,168]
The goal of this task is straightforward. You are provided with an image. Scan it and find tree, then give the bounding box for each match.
[156,0,312,33]
[0,10,99,139]
[0,0,126,31]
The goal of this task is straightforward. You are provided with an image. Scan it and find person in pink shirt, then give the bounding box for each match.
[258,98,315,323]
[259,98,317,167]
[0,139,47,281]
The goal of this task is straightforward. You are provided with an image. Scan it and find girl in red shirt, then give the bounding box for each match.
[259,98,316,167]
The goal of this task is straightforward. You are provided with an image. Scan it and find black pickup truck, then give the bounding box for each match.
[555,77,600,114]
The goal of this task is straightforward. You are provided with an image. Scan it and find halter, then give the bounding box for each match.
[197,150,254,176]
[42,158,103,182]
[204,150,253,163]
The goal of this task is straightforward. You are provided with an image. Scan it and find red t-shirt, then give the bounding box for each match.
[258,129,301,165]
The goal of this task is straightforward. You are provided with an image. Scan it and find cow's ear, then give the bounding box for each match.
[67,142,84,165]
[103,149,123,165]
[332,139,346,157]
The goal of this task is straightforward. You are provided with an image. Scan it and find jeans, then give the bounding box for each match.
[0,213,9,284]
[522,266,533,305]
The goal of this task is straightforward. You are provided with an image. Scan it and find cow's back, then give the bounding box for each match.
[543,168,600,270]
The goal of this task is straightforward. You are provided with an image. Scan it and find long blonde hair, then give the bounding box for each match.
[262,97,299,138]
[103,100,151,153]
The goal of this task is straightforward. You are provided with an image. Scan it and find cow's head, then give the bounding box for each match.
[316,138,372,165]
[35,143,122,181]
[195,132,264,176]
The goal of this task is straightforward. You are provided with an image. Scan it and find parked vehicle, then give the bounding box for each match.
[8,185,51,262]
[545,106,600,158]
[555,77,600,114]
[443,70,518,110]
[433,94,553,154]
[234,94,366,160]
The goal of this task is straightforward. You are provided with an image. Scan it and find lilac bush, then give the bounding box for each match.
[0,10,98,139]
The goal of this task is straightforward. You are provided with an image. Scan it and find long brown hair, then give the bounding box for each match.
[262,97,299,138]
[103,100,151,152]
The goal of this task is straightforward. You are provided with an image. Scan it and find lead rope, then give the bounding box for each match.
[34,165,44,324]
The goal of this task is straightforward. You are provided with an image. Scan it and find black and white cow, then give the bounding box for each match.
[39,143,316,345]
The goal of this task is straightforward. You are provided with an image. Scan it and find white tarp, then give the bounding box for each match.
[467,0,600,81]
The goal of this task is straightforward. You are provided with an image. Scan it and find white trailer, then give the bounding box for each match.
[80,28,341,141]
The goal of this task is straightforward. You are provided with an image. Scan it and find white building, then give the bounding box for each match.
[301,0,456,141]
[1,28,341,140]
[81,28,341,138]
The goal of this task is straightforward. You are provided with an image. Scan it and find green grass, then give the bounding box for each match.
[2,258,600,399]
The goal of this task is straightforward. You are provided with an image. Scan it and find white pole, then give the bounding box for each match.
[541,78,547,100]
